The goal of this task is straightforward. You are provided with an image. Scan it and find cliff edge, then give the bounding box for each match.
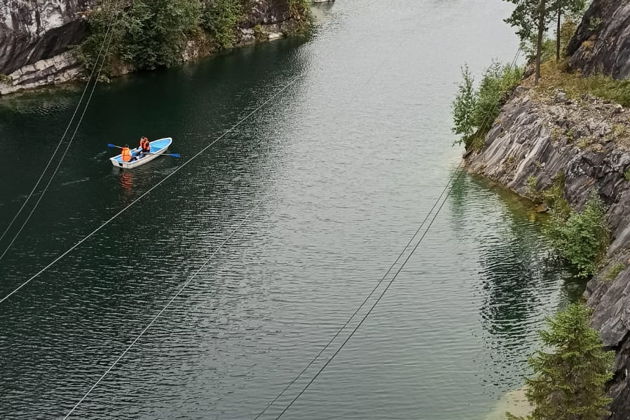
[465,83,630,420]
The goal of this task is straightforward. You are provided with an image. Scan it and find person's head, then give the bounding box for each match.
[125,144,129,148]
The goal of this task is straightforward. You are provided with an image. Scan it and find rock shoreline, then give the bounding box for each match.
[464,78,630,420]
[0,0,318,96]
[465,0,630,416]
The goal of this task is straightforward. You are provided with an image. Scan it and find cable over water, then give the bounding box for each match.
[0,74,302,306]
[0,0,124,262]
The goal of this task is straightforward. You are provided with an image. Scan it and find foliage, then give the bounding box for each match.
[202,0,243,49]
[604,262,625,282]
[504,0,583,74]
[503,0,554,82]
[550,0,586,59]
[543,173,571,218]
[625,169,630,182]
[81,0,202,72]
[558,19,578,56]
[546,192,609,278]
[527,176,541,201]
[120,0,202,70]
[0,74,11,84]
[452,65,477,143]
[81,0,313,75]
[537,61,630,107]
[283,0,313,35]
[288,0,312,21]
[503,0,550,42]
[509,303,614,420]
[451,63,523,149]
[521,19,577,63]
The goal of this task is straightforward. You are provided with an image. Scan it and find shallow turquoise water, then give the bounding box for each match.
[0,1,577,418]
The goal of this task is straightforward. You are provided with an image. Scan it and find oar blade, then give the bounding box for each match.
[107,143,120,149]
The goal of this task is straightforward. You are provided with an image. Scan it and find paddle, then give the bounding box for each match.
[107,144,181,158]
[152,152,181,158]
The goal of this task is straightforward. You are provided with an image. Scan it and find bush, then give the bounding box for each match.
[543,173,572,219]
[452,62,523,149]
[546,193,609,278]
[82,0,203,73]
[120,0,202,70]
[509,303,614,420]
[81,0,312,75]
[202,0,243,49]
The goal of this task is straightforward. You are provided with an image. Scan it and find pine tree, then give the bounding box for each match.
[503,0,553,83]
[549,0,586,61]
[509,303,614,420]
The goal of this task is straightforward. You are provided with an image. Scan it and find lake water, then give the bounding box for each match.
[0,1,578,418]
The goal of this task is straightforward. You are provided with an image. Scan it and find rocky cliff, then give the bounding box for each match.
[0,0,312,95]
[567,0,630,79]
[0,0,95,94]
[465,83,630,419]
[465,0,630,416]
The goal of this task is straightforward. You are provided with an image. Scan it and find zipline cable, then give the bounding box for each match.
[63,194,268,419]
[261,45,523,418]
[253,164,463,419]
[0,12,120,263]
[273,167,465,419]
[0,74,302,305]
[0,0,122,258]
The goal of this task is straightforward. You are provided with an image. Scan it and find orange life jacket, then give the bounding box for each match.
[141,138,150,152]
[122,147,132,162]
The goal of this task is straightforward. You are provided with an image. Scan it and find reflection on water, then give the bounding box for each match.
[118,170,134,195]
[0,1,579,419]
[451,174,575,394]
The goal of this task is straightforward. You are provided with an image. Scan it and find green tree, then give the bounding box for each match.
[503,0,553,84]
[546,193,609,278]
[549,0,586,61]
[202,0,243,49]
[81,0,202,72]
[509,303,614,420]
[121,0,202,70]
[451,63,523,149]
[452,65,477,144]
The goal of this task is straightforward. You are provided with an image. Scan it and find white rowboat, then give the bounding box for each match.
[110,138,173,169]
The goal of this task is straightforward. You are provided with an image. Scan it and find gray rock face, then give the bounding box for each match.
[0,0,94,74]
[465,88,630,420]
[567,0,630,79]
[0,0,308,95]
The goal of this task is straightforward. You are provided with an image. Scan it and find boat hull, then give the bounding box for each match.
[110,138,173,169]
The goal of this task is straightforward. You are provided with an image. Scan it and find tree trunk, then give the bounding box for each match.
[556,7,562,61]
[535,0,547,84]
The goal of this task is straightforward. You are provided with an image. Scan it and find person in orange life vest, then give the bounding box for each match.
[121,144,135,162]
[138,136,150,157]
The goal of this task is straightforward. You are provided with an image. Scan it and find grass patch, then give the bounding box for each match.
[625,169,630,182]
[604,262,626,282]
[537,61,630,107]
